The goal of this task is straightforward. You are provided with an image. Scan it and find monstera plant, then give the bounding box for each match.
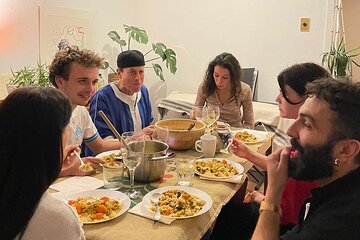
[104,24,177,81]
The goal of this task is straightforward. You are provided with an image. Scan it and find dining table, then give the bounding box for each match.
[54,131,274,240]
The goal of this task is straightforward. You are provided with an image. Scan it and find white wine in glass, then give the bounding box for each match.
[202,106,220,133]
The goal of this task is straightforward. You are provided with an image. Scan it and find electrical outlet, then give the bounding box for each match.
[300,18,310,32]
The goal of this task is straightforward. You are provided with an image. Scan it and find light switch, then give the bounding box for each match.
[300,18,310,32]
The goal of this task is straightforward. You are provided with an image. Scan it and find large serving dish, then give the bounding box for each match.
[231,129,267,144]
[66,189,130,224]
[142,186,212,219]
[195,158,244,179]
[155,119,205,150]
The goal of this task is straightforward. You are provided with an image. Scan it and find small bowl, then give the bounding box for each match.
[155,119,205,150]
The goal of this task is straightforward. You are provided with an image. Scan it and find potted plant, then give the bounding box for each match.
[104,24,177,81]
[7,62,51,93]
[321,37,360,79]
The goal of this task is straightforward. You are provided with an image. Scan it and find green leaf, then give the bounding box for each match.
[107,31,127,47]
[152,43,167,60]
[152,63,164,81]
[164,48,177,74]
[9,63,51,87]
[123,25,148,45]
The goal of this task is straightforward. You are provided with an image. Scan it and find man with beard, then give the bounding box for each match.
[252,78,360,240]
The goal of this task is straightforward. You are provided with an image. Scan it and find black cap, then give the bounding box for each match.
[117,50,145,68]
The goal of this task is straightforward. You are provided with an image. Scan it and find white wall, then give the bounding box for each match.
[0,0,330,108]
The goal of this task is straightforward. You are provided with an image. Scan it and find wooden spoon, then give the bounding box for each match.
[98,110,131,150]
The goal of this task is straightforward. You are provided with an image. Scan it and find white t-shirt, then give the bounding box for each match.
[16,192,85,240]
[67,106,99,146]
[110,83,143,132]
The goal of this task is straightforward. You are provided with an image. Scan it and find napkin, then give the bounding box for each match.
[129,202,176,225]
[199,174,244,184]
[49,176,104,194]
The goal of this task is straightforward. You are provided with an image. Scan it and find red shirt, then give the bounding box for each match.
[280,179,318,225]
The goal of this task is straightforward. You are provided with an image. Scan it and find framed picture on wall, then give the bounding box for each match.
[39,5,93,64]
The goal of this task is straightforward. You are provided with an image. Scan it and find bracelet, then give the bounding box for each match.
[259,201,281,216]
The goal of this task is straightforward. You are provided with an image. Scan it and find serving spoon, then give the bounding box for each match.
[98,110,131,151]
[151,193,161,224]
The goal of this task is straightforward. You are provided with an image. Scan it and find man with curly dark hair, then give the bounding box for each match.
[49,45,121,176]
[252,78,360,240]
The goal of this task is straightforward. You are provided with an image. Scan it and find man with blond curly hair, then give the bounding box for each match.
[49,45,121,176]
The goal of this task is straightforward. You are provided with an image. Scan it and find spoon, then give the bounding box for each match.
[151,193,161,224]
[187,122,196,131]
[98,110,131,151]
[220,139,233,154]
[73,150,85,166]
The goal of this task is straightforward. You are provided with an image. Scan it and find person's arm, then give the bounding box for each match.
[230,138,267,170]
[251,147,290,240]
[241,85,255,129]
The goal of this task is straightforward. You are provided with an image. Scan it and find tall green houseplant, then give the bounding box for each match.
[8,63,52,87]
[321,37,360,78]
[105,24,177,81]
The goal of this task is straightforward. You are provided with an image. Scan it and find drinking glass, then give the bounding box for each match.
[176,158,195,186]
[193,106,205,123]
[122,131,145,199]
[202,106,220,133]
[152,126,169,143]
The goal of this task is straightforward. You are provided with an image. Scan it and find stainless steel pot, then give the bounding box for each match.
[133,140,169,183]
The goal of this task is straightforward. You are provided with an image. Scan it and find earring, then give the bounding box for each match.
[334,158,340,166]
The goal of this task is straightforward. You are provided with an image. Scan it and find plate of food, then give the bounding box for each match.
[66,189,130,224]
[95,150,122,162]
[195,158,244,179]
[231,129,267,144]
[142,186,212,219]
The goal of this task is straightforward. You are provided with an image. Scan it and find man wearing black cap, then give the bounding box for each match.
[87,50,154,155]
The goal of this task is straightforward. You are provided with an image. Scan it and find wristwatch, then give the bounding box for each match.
[259,201,281,215]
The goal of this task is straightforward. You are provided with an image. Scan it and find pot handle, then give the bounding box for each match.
[151,155,169,160]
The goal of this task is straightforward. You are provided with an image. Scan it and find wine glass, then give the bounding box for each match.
[152,126,169,143]
[122,131,145,199]
[192,106,205,123]
[202,106,220,133]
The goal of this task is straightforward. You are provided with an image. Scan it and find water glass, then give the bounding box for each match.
[152,126,169,143]
[103,162,124,190]
[176,158,195,186]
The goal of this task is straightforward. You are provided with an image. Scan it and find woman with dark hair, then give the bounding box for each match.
[209,62,330,240]
[194,52,254,128]
[0,87,85,239]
